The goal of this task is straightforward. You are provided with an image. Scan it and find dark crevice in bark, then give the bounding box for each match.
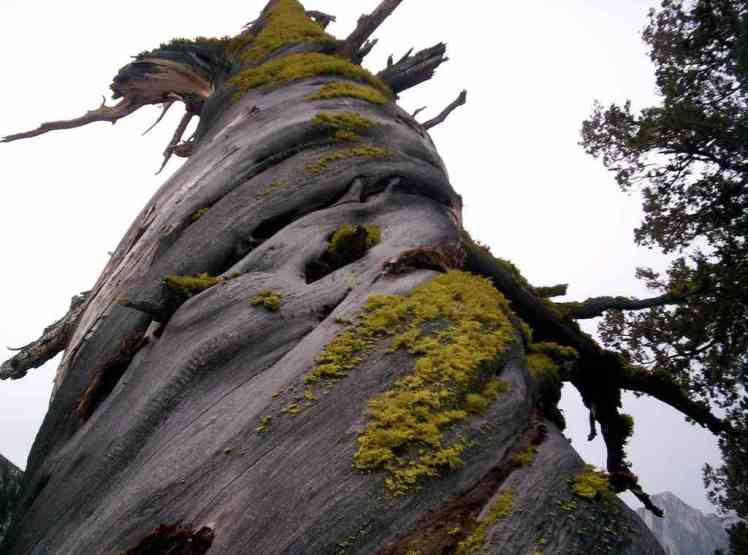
[305,225,376,284]
[76,333,149,421]
[119,524,214,555]
[377,420,548,555]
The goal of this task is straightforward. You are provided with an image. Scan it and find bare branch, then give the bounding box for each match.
[423,90,467,130]
[412,106,427,118]
[142,100,176,136]
[378,43,448,94]
[1,98,141,143]
[340,0,404,59]
[534,284,568,298]
[557,292,689,319]
[1,292,89,380]
[156,112,194,175]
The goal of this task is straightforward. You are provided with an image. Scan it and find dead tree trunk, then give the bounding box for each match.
[1,2,667,553]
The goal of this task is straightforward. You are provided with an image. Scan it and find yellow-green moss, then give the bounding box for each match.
[164,273,222,297]
[229,53,392,100]
[239,0,335,65]
[307,145,390,174]
[456,490,514,554]
[307,82,389,105]
[526,342,578,379]
[255,178,289,200]
[313,111,376,132]
[466,378,511,414]
[250,290,283,312]
[256,415,272,434]
[511,446,537,467]
[328,224,381,255]
[225,32,254,57]
[529,341,579,361]
[191,207,210,221]
[304,271,517,494]
[572,465,614,501]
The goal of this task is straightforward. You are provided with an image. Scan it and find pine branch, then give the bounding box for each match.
[557,292,690,319]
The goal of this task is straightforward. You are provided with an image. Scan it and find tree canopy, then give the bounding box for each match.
[580,0,747,531]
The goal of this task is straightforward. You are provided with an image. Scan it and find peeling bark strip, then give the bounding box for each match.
[120,524,214,555]
[75,333,148,421]
[0,292,89,380]
[0,2,665,554]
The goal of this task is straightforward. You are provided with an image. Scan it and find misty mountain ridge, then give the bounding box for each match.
[636,491,733,554]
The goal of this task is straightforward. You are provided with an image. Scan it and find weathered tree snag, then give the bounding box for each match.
[1,2,664,554]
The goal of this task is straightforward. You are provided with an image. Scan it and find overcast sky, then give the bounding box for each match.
[0,1,723,514]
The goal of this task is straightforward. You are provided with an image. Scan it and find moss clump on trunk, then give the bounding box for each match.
[455,490,514,554]
[229,53,392,100]
[302,271,517,494]
[239,0,336,65]
[306,82,390,105]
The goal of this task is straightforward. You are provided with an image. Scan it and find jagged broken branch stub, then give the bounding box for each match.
[1,292,89,380]
[378,43,449,94]
[340,0,404,59]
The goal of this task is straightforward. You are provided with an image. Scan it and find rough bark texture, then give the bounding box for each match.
[0,454,22,546]
[1,3,664,554]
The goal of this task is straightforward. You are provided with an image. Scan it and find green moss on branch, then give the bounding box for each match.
[307,144,390,174]
[239,0,336,65]
[250,290,283,312]
[229,53,392,100]
[306,82,389,105]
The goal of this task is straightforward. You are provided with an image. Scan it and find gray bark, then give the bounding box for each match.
[1,13,663,555]
[0,454,22,546]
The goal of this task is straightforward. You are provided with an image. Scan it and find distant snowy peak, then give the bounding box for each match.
[636,491,729,555]
[0,454,23,545]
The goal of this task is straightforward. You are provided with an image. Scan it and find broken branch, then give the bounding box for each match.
[306,10,336,29]
[378,43,448,94]
[1,98,140,143]
[1,292,89,380]
[156,112,194,174]
[423,90,467,130]
[353,39,378,64]
[340,0,404,59]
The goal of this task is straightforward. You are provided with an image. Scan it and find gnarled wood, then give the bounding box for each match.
[1,292,89,380]
[378,43,448,94]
